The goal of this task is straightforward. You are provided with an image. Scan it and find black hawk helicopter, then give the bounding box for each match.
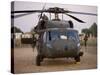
[11,5,97,66]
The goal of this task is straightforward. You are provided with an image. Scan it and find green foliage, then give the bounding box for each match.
[82,28,90,36]
[11,26,23,33]
[81,22,97,37]
[89,23,97,37]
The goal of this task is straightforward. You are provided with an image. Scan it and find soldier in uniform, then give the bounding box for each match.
[84,34,88,47]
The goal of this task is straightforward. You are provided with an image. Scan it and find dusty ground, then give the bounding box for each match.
[14,46,97,74]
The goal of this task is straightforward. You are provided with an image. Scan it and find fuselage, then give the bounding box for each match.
[36,20,80,58]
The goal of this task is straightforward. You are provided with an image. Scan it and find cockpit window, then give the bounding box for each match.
[60,35,67,39]
[46,30,60,42]
[46,30,79,43]
[49,31,60,41]
[67,31,79,43]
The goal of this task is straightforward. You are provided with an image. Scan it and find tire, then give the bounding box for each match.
[79,51,83,57]
[74,56,80,62]
[40,56,44,62]
[36,55,41,66]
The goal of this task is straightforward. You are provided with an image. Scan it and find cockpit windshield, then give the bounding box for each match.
[67,30,79,43]
[46,30,79,43]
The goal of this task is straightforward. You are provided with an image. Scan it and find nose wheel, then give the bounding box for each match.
[74,56,80,62]
[36,55,44,66]
[36,55,41,66]
[74,51,83,63]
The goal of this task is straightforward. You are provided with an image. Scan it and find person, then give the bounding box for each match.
[42,14,48,20]
[31,33,37,50]
[84,34,88,47]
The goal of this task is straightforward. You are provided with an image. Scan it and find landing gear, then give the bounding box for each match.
[74,51,83,63]
[36,55,44,66]
[74,56,80,62]
[36,55,41,66]
[79,51,83,57]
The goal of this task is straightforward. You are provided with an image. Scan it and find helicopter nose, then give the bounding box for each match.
[64,45,68,51]
[52,39,77,51]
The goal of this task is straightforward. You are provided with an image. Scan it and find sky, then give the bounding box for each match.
[12,1,97,33]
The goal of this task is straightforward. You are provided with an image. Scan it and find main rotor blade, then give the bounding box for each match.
[11,13,33,18]
[11,10,97,16]
[65,13,85,23]
[11,10,47,14]
[67,11,97,16]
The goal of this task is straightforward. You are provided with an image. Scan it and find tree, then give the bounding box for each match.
[81,22,97,37]
[81,28,90,36]
[89,23,97,37]
[11,26,23,33]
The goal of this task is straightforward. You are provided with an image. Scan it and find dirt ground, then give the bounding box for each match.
[14,46,97,74]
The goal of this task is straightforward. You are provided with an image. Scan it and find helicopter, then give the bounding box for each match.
[11,5,97,66]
